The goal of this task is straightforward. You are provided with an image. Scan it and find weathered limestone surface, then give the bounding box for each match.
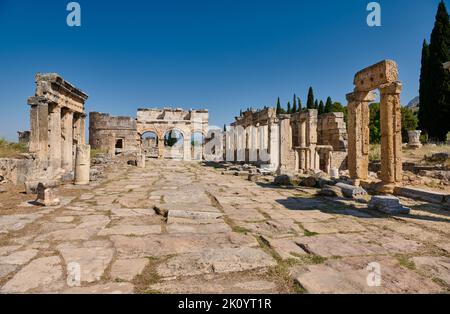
[0,159,448,294]
[347,60,403,185]
[27,73,88,183]
[74,144,90,185]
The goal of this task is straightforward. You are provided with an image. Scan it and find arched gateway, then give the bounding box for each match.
[346,60,403,187]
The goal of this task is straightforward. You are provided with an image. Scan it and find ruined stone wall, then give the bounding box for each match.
[0,158,36,185]
[318,112,348,151]
[229,108,349,174]
[89,112,138,155]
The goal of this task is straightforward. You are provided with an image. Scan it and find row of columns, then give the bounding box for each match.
[28,98,87,175]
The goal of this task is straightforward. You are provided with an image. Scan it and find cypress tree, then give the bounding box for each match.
[318,100,325,115]
[276,97,282,115]
[292,94,297,113]
[325,97,333,113]
[306,87,315,109]
[297,97,302,112]
[287,102,292,114]
[428,1,450,140]
[314,100,319,109]
[419,40,430,133]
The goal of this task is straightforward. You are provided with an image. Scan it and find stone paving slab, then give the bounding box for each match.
[0,159,449,294]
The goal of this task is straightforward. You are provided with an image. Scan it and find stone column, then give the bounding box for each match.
[28,97,49,161]
[48,104,62,171]
[61,109,74,172]
[183,131,192,161]
[74,144,90,185]
[278,117,293,174]
[380,82,403,184]
[407,130,422,149]
[79,114,86,144]
[298,120,306,170]
[269,123,279,170]
[347,91,375,182]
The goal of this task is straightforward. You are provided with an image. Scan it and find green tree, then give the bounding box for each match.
[418,40,431,133]
[427,1,450,141]
[325,97,333,113]
[292,94,297,113]
[287,102,292,114]
[314,100,319,109]
[369,103,381,144]
[297,97,302,112]
[401,107,419,143]
[276,97,282,114]
[306,87,315,109]
[318,100,325,115]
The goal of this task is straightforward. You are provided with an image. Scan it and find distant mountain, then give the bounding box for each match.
[406,96,419,113]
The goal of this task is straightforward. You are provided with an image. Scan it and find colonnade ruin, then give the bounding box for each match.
[227,108,348,176]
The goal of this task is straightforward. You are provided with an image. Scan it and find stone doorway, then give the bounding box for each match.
[142,131,159,159]
[164,129,184,160]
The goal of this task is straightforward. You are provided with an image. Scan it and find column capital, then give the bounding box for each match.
[27,96,47,106]
[379,81,403,95]
[348,90,377,103]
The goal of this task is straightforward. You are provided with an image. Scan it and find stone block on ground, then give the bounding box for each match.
[35,182,60,206]
[368,196,411,215]
[335,183,367,199]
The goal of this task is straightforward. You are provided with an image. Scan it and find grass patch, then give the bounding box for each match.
[232,225,252,234]
[369,144,381,162]
[133,257,163,294]
[397,256,416,270]
[303,230,319,237]
[90,148,108,159]
[0,138,28,158]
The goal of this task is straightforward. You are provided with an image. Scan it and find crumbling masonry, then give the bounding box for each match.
[229,107,348,175]
[27,73,89,177]
[347,60,402,186]
[89,108,209,161]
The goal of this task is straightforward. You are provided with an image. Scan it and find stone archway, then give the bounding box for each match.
[346,60,403,187]
[141,131,159,158]
[163,128,185,160]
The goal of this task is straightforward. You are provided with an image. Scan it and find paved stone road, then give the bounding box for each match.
[0,160,449,293]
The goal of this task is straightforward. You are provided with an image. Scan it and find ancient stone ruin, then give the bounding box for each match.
[228,107,348,175]
[90,108,209,161]
[347,60,403,187]
[27,73,89,180]
[22,73,89,193]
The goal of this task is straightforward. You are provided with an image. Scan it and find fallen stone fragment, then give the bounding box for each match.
[335,183,367,199]
[274,175,292,186]
[35,182,60,206]
[368,196,411,215]
[318,185,343,197]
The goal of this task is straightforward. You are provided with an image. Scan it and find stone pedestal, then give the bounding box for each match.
[407,130,422,149]
[36,182,60,206]
[74,144,90,185]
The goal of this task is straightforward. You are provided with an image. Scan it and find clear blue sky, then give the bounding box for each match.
[0,0,446,140]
